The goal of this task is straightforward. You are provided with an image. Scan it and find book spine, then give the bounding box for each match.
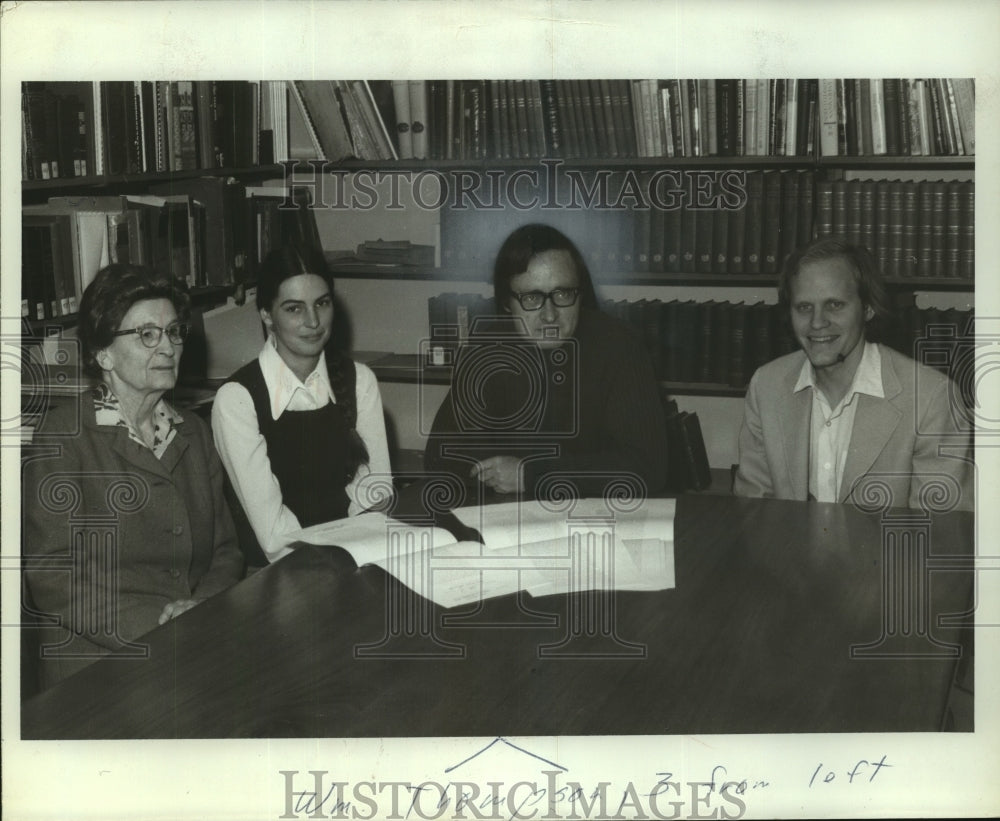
[958,180,974,279]
[927,182,947,275]
[390,80,413,159]
[743,170,764,273]
[663,201,681,274]
[743,79,758,157]
[797,170,815,245]
[408,80,428,160]
[783,78,798,157]
[659,86,675,158]
[886,181,904,278]
[590,79,612,157]
[761,170,782,273]
[666,79,685,157]
[915,181,934,277]
[615,80,637,157]
[831,179,847,238]
[778,170,800,269]
[869,78,887,155]
[858,179,875,257]
[711,207,729,274]
[175,81,197,170]
[928,79,950,155]
[599,79,618,158]
[944,180,961,277]
[705,80,718,156]
[716,79,733,155]
[900,182,918,278]
[630,80,647,158]
[845,178,862,246]
[727,184,747,274]
[692,206,712,275]
[943,79,965,155]
[539,79,561,157]
[872,180,890,274]
[813,179,833,239]
[883,78,901,155]
[950,77,975,155]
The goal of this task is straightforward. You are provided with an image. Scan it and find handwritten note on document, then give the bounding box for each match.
[282,498,676,608]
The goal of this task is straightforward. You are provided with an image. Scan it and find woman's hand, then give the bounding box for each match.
[158,598,202,625]
[471,456,523,495]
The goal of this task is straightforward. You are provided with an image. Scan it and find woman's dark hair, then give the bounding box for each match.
[256,243,334,313]
[492,224,599,311]
[254,243,369,476]
[779,235,893,339]
[78,263,191,378]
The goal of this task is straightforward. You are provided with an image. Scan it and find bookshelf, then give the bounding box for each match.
[21,78,976,468]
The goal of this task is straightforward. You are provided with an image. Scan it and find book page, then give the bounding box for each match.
[282,510,457,569]
[450,497,676,550]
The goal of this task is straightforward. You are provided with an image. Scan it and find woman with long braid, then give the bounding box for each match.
[212,244,391,566]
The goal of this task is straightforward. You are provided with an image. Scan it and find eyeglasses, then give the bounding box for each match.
[510,288,580,311]
[112,322,190,348]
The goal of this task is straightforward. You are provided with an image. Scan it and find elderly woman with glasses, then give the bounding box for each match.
[23,264,243,689]
[424,223,669,499]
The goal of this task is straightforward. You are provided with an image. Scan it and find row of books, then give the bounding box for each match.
[662,398,712,493]
[630,79,818,159]
[427,292,974,389]
[21,184,319,321]
[814,178,975,279]
[439,170,975,280]
[606,297,975,387]
[395,79,818,160]
[288,80,398,162]
[24,78,974,180]
[306,78,973,162]
[21,80,289,181]
[627,169,816,277]
[818,79,974,158]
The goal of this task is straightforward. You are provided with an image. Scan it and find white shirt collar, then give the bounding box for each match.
[793,341,885,403]
[258,336,335,419]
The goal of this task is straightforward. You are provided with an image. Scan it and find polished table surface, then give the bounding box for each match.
[21,494,974,739]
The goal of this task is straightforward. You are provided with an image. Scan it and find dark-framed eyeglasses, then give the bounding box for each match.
[112,322,191,348]
[511,288,580,311]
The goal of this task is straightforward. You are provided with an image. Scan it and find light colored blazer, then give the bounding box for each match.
[734,344,974,511]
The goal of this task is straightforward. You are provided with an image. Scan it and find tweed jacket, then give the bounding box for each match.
[23,394,244,687]
[733,344,974,511]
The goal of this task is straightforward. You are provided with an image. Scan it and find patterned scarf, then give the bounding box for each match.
[93,383,183,460]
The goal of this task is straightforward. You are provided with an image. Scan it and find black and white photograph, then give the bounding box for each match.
[2,1,998,819]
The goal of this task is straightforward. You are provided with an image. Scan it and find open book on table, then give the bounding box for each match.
[281,498,676,609]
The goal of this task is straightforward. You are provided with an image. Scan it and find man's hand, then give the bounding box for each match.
[471,456,523,495]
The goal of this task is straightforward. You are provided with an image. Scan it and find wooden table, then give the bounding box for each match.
[21,494,974,739]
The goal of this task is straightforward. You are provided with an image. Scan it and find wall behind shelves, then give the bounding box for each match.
[248,170,976,469]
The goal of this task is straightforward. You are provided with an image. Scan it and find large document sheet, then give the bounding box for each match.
[282,498,676,608]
